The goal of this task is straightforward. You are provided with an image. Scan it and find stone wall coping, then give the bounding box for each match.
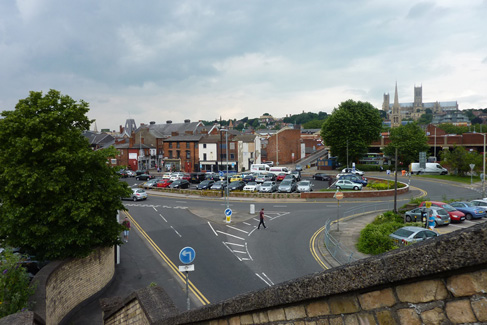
[154,223,487,324]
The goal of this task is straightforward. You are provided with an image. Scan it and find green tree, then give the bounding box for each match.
[321,100,382,166]
[438,123,468,135]
[383,122,429,167]
[417,113,433,125]
[303,119,325,129]
[0,90,130,261]
[0,248,37,317]
[441,146,482,176]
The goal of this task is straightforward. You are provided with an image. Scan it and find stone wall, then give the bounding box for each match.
[30,246,115,325]
[105,223,487,324]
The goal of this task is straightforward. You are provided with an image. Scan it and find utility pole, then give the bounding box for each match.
[394,147,398,213]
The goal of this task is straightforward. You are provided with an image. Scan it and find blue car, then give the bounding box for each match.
[449,201,486,220]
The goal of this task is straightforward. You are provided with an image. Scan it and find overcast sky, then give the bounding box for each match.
[1,1,486,131]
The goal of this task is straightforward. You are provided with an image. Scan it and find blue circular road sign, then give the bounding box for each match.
[179,247,196,264]
[225,208,232,217]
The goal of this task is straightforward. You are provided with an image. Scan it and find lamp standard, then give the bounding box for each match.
[483,133,486,198]
[221,129,229,210]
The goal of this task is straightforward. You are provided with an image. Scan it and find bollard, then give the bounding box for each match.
[250,204,255,214]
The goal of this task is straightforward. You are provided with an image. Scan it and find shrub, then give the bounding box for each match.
[0,248,36,317]
[356,221,403,255]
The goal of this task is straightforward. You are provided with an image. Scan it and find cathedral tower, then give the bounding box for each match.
[391,83,402,128]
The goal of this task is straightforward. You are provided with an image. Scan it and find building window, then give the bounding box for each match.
[111,159,117,164]
[186,150,190,159]
[169,142,172,148]
[222,154,227,159]
[168,151,173,158]
[177,142,180,148]
[203,144,207,149]
[195,143,198,149]
[177,150,180,159]
[230,142,235,150]
[221,143,226,149]
[230,154,235,160]
[186,142,190,148]
[203,153,207,161]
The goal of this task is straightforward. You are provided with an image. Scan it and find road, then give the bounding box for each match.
[120,173,485,311]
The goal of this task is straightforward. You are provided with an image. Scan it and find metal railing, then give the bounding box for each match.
[323,201,395,265]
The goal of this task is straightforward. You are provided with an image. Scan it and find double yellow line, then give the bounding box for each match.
[123,211,210,306]
[309,224,329,270]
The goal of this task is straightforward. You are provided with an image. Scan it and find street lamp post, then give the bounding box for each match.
[221,129,230,211]
[483,133,486,198]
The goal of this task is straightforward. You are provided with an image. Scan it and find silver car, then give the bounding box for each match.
[404,206,450,226]
[259,181,277,193]
[296,180,313,193]
[389,226,438,246]
[123,188,148,201]
[278,179,297,193]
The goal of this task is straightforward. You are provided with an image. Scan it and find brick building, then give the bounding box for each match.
[266,128,303,165]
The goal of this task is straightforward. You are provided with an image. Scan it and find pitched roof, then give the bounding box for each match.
[137,121,204,138]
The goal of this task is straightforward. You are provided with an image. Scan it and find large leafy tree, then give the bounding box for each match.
[0,90,130,260]
[441,146,483,176]
[321,100,382,166]
[384,122,429,167]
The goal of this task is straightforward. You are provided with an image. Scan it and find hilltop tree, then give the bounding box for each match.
[321,100,382,166]
[0,90,130,260]
[384,122,429,167]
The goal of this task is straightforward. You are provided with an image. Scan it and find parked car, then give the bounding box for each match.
[143,178,160,189]
[230,174,243,182]
[449,201,486,220]
[419,201,465,223]
[404,206,451,226]
[341,168,364,176]
[276,173,287,181]
[263,161,274,167]
[389,226,439,246]
[296,180,313,193]
[337,174,368,187]
[162,173,172,179]
[136,173,153,181]
[126,170,136,177]
[242,174,256,183]
[211,180,227,190]
[469,199,487,214]
[278,179,297,193]
[255,173,266,183]
[117,169,128,178]
[290,170,301,181]
[243,182,261,192]
[170,172,184,181]
[205,172,219,181]
[228,180,246,191]
[169,179,190,189]
[335,179,362,191]
[264,173,277,182]
[295,164,303,172]
[135,169,149,176]
[156,179,173,188]
[122,188,148,201]
[190,172,206,183]
[259,181,278,193]
[197,180,215,190]
[313,173,333,181]
[181,173,191,181]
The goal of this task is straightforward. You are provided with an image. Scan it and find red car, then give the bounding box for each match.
[419,201,465,223]
[156,179,173,188]
[276,173,287,181]
[182,173,191,181]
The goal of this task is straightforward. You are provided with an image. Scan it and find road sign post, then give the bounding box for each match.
[179,247,196,310]
[225,208,232,223]
[334,191,344,231]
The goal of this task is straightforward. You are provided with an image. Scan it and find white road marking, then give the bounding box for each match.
[226,225,249,234]
[232,250,247,254]
[224,242,244,247]
[248,228,257,236]
[159,214,167,222]
[245,242,253,261]
[256,273,272,286]
[153,206,158,212]
[262,272,274,285]
[207,222,218,236]
[176,201,187,203]
[273,205,287,208]
[243,222,252,225]
[216,231,245,241]
[223,242,242,261]
[170,226,182,237]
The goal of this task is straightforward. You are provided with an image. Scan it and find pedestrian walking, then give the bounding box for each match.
[122,217,131,242]
[258,208,267,229]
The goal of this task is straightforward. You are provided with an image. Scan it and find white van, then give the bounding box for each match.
[410,163,448,175]
[250,164,270,173]
[268,166,291,175]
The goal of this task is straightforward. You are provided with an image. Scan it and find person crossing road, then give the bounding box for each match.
[258,208,267,229]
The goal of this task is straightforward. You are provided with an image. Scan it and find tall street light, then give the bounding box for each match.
[483,133,486,198]
[221,129,230,211]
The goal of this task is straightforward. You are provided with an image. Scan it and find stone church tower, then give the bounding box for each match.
[391,83,402,128]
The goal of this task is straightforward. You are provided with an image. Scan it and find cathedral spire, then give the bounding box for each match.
[394,82,399,105]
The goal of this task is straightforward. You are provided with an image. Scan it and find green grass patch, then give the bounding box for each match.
[414,174,479,184]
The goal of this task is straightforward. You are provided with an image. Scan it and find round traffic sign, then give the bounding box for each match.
[179,247,196,264]
[335,192,344,200]
[225,208,232,217]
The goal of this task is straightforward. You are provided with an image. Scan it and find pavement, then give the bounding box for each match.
[65,166,396,324]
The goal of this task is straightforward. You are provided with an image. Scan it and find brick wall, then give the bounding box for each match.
[29,246,115,325]
[267,129,301,165]
[104,298,150,325]
[106,223,487,324]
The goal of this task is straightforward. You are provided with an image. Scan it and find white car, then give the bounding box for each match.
[122,188,148,201]
[243,182,261,192]
[126,170,136,177]
[341,168,364,176]
[170,172,184,181]
[162,173,172,179]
